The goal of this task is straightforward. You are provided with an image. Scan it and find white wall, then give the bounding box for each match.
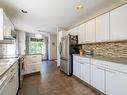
[48,34,57,60]
[17,30,26,55]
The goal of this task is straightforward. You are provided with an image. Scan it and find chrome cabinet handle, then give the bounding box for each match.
[32,62,37,63]
[32,56,37,58]
[96,67,105,71]
[10,68,15,72]
[9,73,15,83]
[105,69,116,74]
[32,69,37,71]
[101,64,110,67]
[0,75,7,86]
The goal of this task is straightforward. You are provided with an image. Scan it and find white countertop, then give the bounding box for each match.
[73,54,127,65]
[0,58,19,78]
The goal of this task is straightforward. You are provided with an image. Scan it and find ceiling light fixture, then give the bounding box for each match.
[75,3,84,10]
[21,10,28,13]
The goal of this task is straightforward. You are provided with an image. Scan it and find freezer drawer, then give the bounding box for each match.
[60,59,69,75]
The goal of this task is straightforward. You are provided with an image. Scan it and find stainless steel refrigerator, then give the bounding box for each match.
[59,35,78,75]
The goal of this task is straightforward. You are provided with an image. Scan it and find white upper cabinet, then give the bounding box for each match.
[0,8,14,40]
[0,8,4,40]
[85,19,95,43]
[96,12,110,42]
[69,27,78,36]
[110,4,127,40]
[78,24,85,44]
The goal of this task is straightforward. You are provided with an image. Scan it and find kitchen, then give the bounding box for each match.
[0,0,127,95]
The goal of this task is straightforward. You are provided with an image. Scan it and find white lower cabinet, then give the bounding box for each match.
[73,60,80,78]
[73,56,90,83]
[73,55,127,94]
[106,69,127,95]
[90,65,105,93]
[0,82,10,95]
[80,62,90,83]
[0,63,19,95]
[24,55,42,74]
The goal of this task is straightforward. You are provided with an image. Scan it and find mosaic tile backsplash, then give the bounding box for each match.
[82,41,127,58]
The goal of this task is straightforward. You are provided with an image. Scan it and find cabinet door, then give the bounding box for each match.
[75,62,81,78]
[73,59,80,78]
[70,27,78,36]
[85,19,95,43]
[106,69,127,95]
[8,75,16,95]
[0,84,9,95]
[73,58,77,76]
[78,24,85,44]
[110,4,127,40]
[91,65,105,93]
[96,12,110,42]
[0,8,3,40]
[80,62,90,83]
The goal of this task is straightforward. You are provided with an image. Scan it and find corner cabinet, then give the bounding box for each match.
[110,4,127,40]
[85,19,96,43]
[96,12,110,42]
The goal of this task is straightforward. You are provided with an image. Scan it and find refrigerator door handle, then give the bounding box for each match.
[59,42,62,55]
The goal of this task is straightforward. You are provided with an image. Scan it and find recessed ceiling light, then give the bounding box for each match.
[75,3,84,10]
[21,10,28,13]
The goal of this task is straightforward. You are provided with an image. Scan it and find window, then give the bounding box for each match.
[29,38,44,54]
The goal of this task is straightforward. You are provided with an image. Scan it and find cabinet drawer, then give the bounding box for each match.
[106,62,127,74]
[91,59,110,67]
[25,55,41,60]
[74,56,90,63]
[25,61,40,64]
[8,62,18,75]
[25,64,40,74]
[91,59,127,74]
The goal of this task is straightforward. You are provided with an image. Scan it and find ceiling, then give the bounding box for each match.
[0,0,123,34]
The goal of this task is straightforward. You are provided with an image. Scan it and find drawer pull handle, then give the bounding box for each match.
[32,62,37,63]
[105,70,116,74]
[0,75,7,86]
[32,56,37,58]
[101,64,110,67]
[96,67,105,71]
[9,73,15,83]
[10,68,15,72]
[32,69,37,71]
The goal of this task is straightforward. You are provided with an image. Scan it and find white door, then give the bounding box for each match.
[106,69,127,95]
[78,24,85,44]
[110,4,127,40]
[96,12,110,42]
[80,62,90,83]
[91,65,105,93]
[85,19,95,43]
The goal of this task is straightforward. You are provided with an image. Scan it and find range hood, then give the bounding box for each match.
[0,30,16,44]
